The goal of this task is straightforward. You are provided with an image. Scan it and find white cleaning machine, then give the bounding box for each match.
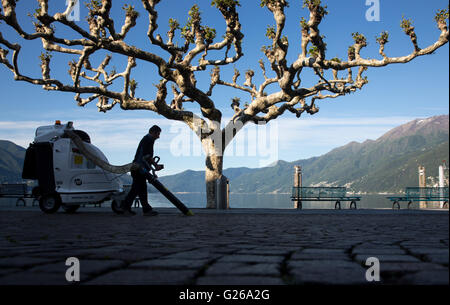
[22,121,127,213]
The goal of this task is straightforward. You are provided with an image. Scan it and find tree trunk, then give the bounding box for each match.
[203,139,224,208]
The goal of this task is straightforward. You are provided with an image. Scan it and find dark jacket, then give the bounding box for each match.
[133,133,155,171]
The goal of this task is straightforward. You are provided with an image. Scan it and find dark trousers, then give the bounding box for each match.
[123,169,152,212]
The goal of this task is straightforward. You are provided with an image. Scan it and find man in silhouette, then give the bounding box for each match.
[121,125,163,216]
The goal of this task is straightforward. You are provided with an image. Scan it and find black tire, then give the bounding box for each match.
[111,200,124,214]
[39,194,61,214]
[62,205,80,214]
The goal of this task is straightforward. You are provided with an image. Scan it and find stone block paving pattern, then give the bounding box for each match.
[0,208,448,285]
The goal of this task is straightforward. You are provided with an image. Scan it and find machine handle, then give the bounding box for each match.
[149,156,162,178]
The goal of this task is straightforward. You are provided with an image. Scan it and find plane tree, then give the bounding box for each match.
[0,0,448,207]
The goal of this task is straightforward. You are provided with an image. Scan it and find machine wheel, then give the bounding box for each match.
[39,194,61,214]
[62,205,80,214]
[111,200,124,214]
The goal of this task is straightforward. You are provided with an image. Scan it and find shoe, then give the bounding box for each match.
[123,209,136,216]
[143,210,158,216]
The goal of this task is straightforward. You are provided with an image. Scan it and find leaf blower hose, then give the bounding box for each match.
[65,129,194,216]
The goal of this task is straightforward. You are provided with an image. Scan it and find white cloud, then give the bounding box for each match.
[0,115,419,172]
[276,116,415,143]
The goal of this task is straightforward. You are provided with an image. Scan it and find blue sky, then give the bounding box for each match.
[0,0,448,176]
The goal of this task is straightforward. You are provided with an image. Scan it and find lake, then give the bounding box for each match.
[148,193,425,209]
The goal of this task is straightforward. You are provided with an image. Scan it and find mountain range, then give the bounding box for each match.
[0,140,26,183]
[0,115,448,194]
[158,115,449,194]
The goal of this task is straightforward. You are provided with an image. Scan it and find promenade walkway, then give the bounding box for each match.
[0,207,448,285]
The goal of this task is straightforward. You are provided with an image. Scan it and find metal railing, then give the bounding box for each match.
[405,187,449,199]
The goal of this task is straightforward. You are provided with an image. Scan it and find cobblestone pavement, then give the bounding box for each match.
[0,208,448,285]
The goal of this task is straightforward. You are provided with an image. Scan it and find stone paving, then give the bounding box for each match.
[0,208,448,285]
